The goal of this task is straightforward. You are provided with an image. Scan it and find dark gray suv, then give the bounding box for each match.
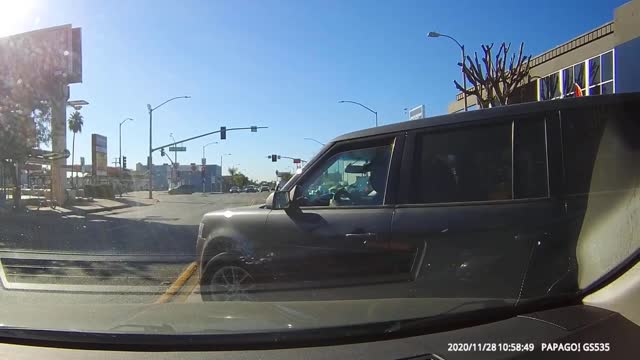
[196,93,640,302]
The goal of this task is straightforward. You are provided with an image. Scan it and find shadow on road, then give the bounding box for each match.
[0,211,199,257]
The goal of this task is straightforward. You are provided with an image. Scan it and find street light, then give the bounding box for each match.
[169,133,178,164]
[427,31,468,112]
[67,99,89,110]
[119,117,133,170]
[338,100,378,127]
[147,95,191,199]
[304,137,326,146]
[202,141,218,159]
[220,153,232,192]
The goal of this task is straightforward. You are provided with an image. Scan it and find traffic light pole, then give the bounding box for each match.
[148,126,265,196]
[148,109,153,199]
[151,126,267,153]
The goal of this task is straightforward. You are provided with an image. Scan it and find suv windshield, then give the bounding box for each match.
[0,0,638,341]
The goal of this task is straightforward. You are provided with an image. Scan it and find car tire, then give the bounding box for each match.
[200,260,255,302]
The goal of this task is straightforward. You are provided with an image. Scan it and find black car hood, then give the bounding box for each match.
[200,204,271,242]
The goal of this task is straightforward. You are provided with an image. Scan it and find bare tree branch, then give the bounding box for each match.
[455,41,531,108]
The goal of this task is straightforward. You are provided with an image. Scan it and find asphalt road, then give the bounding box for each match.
[0,191,270,305]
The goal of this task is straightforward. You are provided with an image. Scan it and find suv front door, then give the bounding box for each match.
[263,135,404,292]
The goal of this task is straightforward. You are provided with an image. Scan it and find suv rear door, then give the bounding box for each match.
[390,113,567,300]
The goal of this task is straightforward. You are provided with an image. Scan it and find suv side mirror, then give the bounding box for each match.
[273,190,290,210]
[272,185,300,210]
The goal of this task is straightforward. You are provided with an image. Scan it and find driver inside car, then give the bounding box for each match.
[329,156,387,207]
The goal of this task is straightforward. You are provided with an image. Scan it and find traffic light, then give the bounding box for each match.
[250,126,257,132]
[271,154,277,162]
[122,156,127,169]
[220,126,226,140]
[160,148,165,157]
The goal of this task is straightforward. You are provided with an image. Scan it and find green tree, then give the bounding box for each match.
[67,111,84,188]
[232,172,249,187]
[279,172,293,182]
[227,167,238,176]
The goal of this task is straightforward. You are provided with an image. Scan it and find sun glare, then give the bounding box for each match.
[0,0,38,38]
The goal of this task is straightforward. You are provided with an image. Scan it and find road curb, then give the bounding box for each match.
[154,262,198,304]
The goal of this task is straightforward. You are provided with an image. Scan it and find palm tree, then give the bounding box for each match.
[67,111,84,188]
[227,167,238,176]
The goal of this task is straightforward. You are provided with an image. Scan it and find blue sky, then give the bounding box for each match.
[3,0,627,180]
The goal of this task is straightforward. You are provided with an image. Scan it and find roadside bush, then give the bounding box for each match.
[84,185,94,198]
[83,184,115,199]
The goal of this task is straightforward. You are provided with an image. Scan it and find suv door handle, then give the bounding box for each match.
[345,233,377,239]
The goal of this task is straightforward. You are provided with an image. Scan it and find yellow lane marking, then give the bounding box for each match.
[154,262,198,304]
[173,271,200,303]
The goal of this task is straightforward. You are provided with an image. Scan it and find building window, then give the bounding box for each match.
[539,73,561,100]
[588,51,614,95]
[562,62,586,97]
[537,50,614,100]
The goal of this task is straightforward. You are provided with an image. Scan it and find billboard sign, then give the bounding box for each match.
[0,24,82,86]
[408,105,425,120]
[91,134,108,176]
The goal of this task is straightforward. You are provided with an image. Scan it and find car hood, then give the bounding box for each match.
[200,204,271,241]
[0,297,510,335]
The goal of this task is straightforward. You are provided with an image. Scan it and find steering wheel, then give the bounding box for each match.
[331,187,354,206]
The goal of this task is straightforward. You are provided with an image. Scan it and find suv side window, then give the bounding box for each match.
[562,102,640,194]
[408,122,512,204]
[514,118,549,198]
[298,143,392,207]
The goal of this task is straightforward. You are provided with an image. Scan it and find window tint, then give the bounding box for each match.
[589,56,600,87]
[562,67,574,96]
[601,51,613,82]
[299,143,392,207]
[562,102,640,194]
[514,118,548,198]
[409,123,512,204]
[540,73,560,100]
[574,62,585,90]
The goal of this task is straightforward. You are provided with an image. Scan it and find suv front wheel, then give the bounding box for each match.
[200,261,255,301]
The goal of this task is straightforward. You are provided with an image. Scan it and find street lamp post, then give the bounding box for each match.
[303,137,326,146]
[119,118,133,170]
[338,100,378,127]
[201,142,218,193]
[427,31,468,112]
[169,133,178,164]
[147,96,190,199]
[202,141,218,159]
[220,153,231,192]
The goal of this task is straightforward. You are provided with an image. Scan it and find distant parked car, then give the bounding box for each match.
[229,186,240,193]
[244,185,258,193]
[168,184,196,195]
[260,185,271,192]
